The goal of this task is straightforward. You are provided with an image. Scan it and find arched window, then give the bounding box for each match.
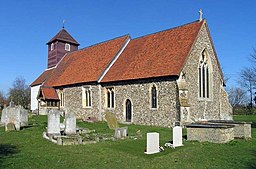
[82,87,92,108]
[106,87,115,108]
[50,43,54,51]
[199,49,210,99]
[65,43,70,51]
[151,85,157,108]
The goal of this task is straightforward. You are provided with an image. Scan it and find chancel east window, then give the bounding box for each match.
[199,49,211,99]
[106,87,115,108]
[82,87,92,108]
[151,85,157,108]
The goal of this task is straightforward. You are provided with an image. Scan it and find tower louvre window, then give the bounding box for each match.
[65,43,70,51]
[50,43,54,51]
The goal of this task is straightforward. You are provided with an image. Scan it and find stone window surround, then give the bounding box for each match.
[198,49,212,101]
[106,87,115,109]
[82,86,92,108]
[65,43,70,51]
[149,83,159,110]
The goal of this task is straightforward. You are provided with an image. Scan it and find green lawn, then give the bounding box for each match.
[0,115,255,169]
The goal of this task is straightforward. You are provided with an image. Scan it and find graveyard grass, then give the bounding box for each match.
[0,114,256,169]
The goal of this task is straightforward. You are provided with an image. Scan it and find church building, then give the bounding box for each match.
[30,16,232,127]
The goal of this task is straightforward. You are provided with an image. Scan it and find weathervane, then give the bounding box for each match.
[62,20,66,29]
[199,9,203,21]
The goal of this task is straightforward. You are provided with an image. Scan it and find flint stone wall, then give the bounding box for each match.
[180,24,232,122]
[101,77,180,127]
[64,84,101,120]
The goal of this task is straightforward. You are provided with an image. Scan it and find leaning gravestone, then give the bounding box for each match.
[172,126,183,147]
[47,109,61,136]
[65,112,76,135]
[105,112,119,129]
[145,132,160,154]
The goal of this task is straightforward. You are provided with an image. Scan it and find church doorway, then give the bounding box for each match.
[125,99,132,122]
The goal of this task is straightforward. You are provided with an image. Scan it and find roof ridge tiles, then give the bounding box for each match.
[131,19,204,41]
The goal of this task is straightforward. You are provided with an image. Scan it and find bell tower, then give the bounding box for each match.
[46,28,79,68]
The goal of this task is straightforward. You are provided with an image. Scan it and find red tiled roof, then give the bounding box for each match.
[47,28,79,45]
[30,68,55,87]
[101,20,204,82]
[40,86,59,100]
[44,35,130,87]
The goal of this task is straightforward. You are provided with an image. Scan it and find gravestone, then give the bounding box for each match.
[65,113,76,135]
[114,127,128,139]
[5,123,16,131]
[47,109,61,136]
[173,126,183,147]
[145,132,160,154]
[2,103,28,131]
[105,112,119,129]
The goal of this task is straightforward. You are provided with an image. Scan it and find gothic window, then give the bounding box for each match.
[51,43,54,51]
[82,87,92,108]
[106,87,115,108]
[199,49,211,99]
[151,85,157,108]
[65,43,70,51]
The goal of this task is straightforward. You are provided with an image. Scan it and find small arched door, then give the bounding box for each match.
[125,99,132,122]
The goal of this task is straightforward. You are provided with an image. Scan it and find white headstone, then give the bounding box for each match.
[65,113,76,135]
[47,109,60,135]
[145,132,160,154]
[173,126,183,147]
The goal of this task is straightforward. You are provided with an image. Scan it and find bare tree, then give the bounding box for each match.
[228,87,247,107]
[0,90,7,109]
[238,68,256,110]
[8,77,30,109]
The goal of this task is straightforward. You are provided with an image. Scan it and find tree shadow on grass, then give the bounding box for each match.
[246,149,256,169]
[0,144,20,168]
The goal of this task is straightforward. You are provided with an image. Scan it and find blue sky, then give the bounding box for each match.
[0,0,255,95]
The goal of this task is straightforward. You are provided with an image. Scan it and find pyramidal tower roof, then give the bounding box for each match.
[47,28,80,45]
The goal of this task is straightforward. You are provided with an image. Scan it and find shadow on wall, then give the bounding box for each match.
[246,149,256,169]
[0,144,20,168]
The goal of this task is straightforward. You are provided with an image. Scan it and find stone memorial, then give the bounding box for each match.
[47,109,61,136]
[65,112,76,135]
[105,112,119,129]
[145,132,160,154]
[1,102,28,131]
[172,126,183,147]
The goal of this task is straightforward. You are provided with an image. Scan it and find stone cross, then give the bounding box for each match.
[199,9,203,21]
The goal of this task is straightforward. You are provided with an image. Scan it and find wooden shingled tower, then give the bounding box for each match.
[46,28,79,68]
